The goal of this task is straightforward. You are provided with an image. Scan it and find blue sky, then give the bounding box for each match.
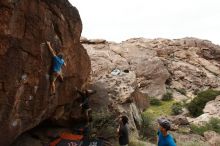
[70,0,220,45]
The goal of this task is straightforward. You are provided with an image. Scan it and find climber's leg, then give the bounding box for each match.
[88,108,92,122]
[85,109,89,122]
[50,81,55,95]
[50,72,58,95]
[58,71,64,82]
[85,108,92,123]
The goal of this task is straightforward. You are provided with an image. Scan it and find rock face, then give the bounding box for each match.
[82,38,170,99]
[204,131,220,146]
[0,1,90,145]
[155,38,220,96]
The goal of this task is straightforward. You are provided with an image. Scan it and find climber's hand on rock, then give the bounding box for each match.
[46,41,51,46]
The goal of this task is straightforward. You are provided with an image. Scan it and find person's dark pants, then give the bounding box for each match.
[82,108,92,122]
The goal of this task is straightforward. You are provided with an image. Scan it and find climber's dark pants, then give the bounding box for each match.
[81,108,92,122]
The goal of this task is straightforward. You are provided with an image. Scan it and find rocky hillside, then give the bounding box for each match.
[81,37,220,145]
[0,0,90,145]
[81,37,220,100]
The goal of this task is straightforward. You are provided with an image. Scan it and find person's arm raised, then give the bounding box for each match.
[46,41,56,57]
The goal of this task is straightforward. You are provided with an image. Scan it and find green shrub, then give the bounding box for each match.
[187,89,220,117]
[144,100,175,119]
[149,97,161,106]
[176,88,187,95]
[209,118,220,134]
[140,113,157,142]
[171,102,183,115]
[190,124,210,135]
[92,110,115,127]
[162,92,173,101]
[190,118,220,135]
[92,109,117,138]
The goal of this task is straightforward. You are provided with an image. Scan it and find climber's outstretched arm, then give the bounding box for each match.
[46,41,56,57]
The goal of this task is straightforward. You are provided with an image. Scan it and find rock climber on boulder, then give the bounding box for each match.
[46,41,66,96]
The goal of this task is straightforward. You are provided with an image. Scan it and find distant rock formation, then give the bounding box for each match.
[0,0,90,145]
[81,37,220,138]
[82,37,220,99]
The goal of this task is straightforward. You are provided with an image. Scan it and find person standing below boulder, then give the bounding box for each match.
[157,118,176,146]
[75,87,96,122]
[46,41,66,96]
[117,115,129,146]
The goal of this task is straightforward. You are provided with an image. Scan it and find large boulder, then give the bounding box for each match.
[112,39,170,98]
[204,131,220,146]
[0,0,90,145]
[82,40,149,139]
[169,115,189,126]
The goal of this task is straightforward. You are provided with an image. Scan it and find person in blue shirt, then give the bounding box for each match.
[157,118,176,146]
[46,41,66,95]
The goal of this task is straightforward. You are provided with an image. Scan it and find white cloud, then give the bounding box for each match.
[70,0,220,45]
